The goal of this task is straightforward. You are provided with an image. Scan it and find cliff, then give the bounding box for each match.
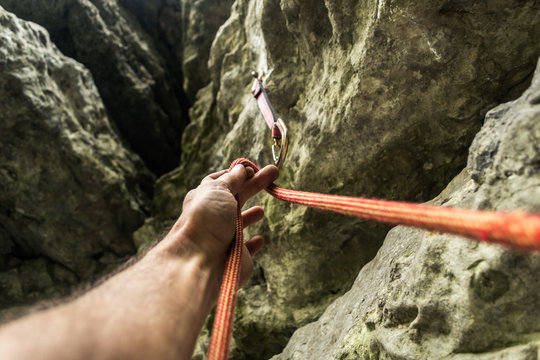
[275,57,540,360]
[1,1,539,359]
[0,5,152,317]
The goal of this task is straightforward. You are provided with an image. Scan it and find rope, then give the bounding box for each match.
[207,198,243,360]
[207,158,540,359]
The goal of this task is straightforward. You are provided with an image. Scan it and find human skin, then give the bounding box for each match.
[0,163,279,360]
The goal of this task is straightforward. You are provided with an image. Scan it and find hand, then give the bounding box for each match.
[0,163,278,360]
[158,163,279,293]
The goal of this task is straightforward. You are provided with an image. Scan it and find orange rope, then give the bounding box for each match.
[207,199,243,360]
[207,158,540,359]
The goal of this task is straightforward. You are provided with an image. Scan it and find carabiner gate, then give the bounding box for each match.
[272,119,288,168]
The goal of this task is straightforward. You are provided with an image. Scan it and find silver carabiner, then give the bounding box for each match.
[272,118,288,168]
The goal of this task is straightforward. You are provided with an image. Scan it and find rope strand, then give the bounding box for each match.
[207,158,540,359]
[207,199,243,360]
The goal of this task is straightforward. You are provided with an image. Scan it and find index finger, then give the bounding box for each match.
[201,169,227,184]
[237,165,279,207]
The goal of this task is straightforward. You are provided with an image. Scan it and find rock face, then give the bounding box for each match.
[0,6,152,316]
[1,0,540,358]
[135,0,540,358]
[179,0,236,101]
[274,58,540,360]
[0,0,190,175]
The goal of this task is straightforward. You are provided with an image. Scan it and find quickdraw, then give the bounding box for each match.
[251,71,288,168]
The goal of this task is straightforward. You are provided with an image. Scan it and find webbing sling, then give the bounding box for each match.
[251,71,281,138]
[207,158,540,360]
[251,71,288,168]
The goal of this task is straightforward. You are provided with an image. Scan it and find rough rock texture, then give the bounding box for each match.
[179,0,236,102]
[2,0,540,358]
[0,7,152,316]
[0,0,190,175]
[134,0,540,358]
[115,0,236,102]
[274,58,540,360]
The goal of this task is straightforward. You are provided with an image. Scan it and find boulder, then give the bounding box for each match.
[0,6,152,317]
[274,57,540,360]
[0,0,190,175]
[136,0,540,358]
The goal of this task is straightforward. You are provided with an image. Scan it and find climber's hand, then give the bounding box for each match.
[0,163,278,360]
[158,163,278,295]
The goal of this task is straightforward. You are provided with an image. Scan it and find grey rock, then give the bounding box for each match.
[0,6,152,315]
[137,0,540,358]
[114,0,235,103]
[179,0,235,102]
[274,58,540,360]
[0,0,189,174]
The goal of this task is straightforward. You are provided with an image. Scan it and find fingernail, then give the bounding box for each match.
[233,164,244,174]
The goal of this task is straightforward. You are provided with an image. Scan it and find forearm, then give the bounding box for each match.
[0,163,277,360]
[0,234,222,360]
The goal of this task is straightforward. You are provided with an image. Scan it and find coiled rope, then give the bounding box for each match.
[207,158,540,359]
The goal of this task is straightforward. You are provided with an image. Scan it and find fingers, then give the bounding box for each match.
[237,165,279,207]
[242,206,264,227]
[201,169,227,184]
[245,166,255,179]
[206,163,279,206]
[245,235,264,256]
[239,235,265,288]
[219,164,249,195]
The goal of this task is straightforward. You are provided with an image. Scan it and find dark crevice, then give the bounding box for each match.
[49,26,76,59]
[500,67,536,103]
[117,0,192,171]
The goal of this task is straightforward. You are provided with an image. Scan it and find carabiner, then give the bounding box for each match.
[251,71,289,168]
[272,119,288,168]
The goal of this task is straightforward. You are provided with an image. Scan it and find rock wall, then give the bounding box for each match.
[274,57,540,360]
[135,0,540,358]
[0,0,190,175]
[0,0,236,322]
[178,0,236,101]
[1,0,540,359]
[0,6,152,317]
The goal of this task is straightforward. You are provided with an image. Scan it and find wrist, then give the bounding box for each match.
[148,231,226,305]
[62,233,224,360]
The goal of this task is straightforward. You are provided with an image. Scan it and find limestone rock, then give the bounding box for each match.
[179,0,236,101]
[137,0,540,358]
[0,0,189,174]
[0,6,152,315]
[274,58,540,359]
